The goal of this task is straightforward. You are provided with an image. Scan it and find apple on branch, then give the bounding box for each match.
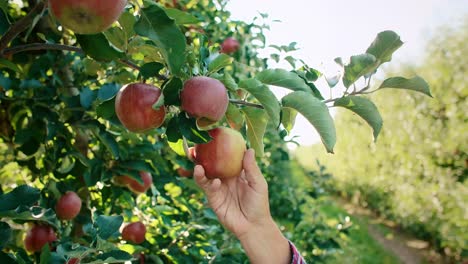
[55,191,82,220]
[49,0,127,34]
[181,76,229,127]
[220,37,240,54]
[115,83,166,133]
[122,221,146,244]
[24,225,57,252]
[114,171,153,194]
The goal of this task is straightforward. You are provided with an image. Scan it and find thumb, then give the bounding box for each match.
[242,149,263,186]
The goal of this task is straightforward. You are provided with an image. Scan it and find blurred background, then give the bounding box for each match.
[227,0,467,263]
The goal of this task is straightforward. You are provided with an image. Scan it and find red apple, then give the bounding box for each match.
[115,83,166,133]
[116,171,153,194]
[194,127,246,179]
[24,225,57,252]
[122,222,146,244]
[220,37,240,54]
[67,258,80,264]
[49,0,127,34]
[177,167,193,178]
[181,76,228,124]
[56,191,82,220]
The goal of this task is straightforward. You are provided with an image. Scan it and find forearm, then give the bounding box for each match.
[239,219,291,264]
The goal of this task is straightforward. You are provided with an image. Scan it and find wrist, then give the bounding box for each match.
[239,218,291,264]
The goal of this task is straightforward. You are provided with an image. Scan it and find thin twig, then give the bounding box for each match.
[2,43,82,55]
[229,99,264,109]
[0,1,47,53]
[322,74,375,104]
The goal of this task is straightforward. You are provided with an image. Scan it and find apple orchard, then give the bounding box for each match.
[0,0,431,263]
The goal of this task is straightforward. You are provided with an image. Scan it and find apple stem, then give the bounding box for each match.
[229,99,264,109]
[0,1,47,54]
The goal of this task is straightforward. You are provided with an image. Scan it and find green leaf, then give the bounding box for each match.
[135,2,186,76]
[0,58,21,73]
[343,54,378,88]
[281,107,298,133]
[378,76,432,97]
[366,30,403,65]
[96,98,117,120]
[118,11,136,37]
[104,27,127,51]
[226,104,244,130]
[238,78,281,126]
[140,62,164,79]
[80,87,97,109]
[168,139,185,156]
[334,96,383,140]
[0,222,11,249]
[164,8,200,25]
[96,215,123,240]
[282,91,336,153]
[95,129,119,159]
[208,54,234,74]
[92,250,133,263]
[162,77,183,106]
[98,83,121,101]
[0,207,57,227]
[82,58,101,76]
[0,185,40,212]
[119,161,154,174]
[165,117,183,143]
[177,114,211,144]
[39,244,51,264]
[0,252,15,263]
[242,108,268,157]
[75,33,124,61]
[256,69,310,92]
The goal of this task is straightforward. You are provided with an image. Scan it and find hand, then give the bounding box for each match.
[194,149,291,264]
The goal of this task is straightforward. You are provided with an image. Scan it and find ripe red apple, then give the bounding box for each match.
[122,222,146,244]
[67,258,80,264]
[176,167,193,178]
[220,37,240,54]
[55,191,82,220]
[194,127,246,179]
[115,83,166,133]
[24,225,57,252]
[115,171,153,194]
[181,76,228,124]
[49,0,127,34]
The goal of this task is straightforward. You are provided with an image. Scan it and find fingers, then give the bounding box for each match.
[242,149,264,186]
[194,165,221,194]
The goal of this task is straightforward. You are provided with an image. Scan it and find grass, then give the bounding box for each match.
[319,200,401,264]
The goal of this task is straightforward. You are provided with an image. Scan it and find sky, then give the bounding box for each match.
[226,0,467,147]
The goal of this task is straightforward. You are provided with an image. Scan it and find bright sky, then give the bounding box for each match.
[227,0,467,147]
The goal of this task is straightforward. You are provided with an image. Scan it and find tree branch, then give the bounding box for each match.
[0,1,47,54]
[2,43,82,55]
[229,99,264,109]
[2,43,144,72]
[323,75,375,104]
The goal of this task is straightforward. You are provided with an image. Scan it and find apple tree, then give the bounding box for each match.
[0,0,431,263]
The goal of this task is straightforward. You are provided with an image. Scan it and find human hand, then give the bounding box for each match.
[194,149,290,264]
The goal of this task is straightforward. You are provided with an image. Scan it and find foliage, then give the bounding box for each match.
[297,19,468,259]
[0,0,429,263]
